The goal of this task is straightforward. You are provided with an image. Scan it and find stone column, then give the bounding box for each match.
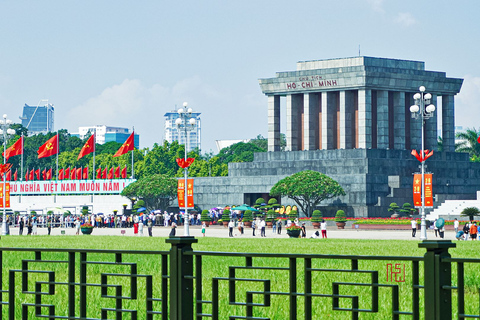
[442,95,455,152]
[339,90,354,149]
[425,95,438,151]
[267,95,281,152]
[286,94,303,151]
[393,92,406,150]
[304,93,320,150]
[357,89,372,149]
[321,92,335,149]
[376,90,389,149]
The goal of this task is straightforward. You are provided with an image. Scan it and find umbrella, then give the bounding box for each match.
[231,204,259,212]
[136,207,146,213]
[435,218,445,229]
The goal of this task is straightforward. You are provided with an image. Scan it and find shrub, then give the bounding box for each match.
[289,209,298,219]
[200,210,211,222]
[312,210,322,222]
[335,210,346,223]
[266,209,276,222]
[222,209,231,221]
[243,210,253,222]
[388,203,400,215]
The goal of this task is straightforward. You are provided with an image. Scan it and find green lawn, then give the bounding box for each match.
[1,236,478,319]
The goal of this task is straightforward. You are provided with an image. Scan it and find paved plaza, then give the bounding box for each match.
[6,224,458,241]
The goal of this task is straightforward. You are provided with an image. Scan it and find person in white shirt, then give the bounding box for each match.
[320,220,328,238]
[454,218,459,234]
[411,219,417,237]
[228,220,234,237]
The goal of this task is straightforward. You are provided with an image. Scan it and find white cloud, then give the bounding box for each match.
[456,75,480,130]
[367,0,385,13]
[62,77,267,153]
[395,12,416,27]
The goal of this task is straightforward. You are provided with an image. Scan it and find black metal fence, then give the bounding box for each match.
[0,238,478,319]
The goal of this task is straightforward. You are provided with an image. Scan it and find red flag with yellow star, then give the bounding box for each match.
[37,135,58,159]
[77,135,95,160]
[3,136,23,161]
[113,132,134,157]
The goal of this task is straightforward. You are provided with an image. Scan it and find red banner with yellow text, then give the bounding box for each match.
[177,179,194,209]
[413,174,422,208]
[413,174,433,208]
[424,174,433,208]
[0,183,11,208]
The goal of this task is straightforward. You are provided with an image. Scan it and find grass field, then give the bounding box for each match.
[1,235,479,319]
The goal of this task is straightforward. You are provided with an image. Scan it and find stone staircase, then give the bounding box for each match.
[426,192,480,221]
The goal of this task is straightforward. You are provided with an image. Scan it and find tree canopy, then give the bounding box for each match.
[120,174,178,211]
[456,128,480,161]
[269,170,345,217]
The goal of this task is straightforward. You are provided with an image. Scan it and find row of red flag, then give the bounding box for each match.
[2,166,128,181]
[3,132,135,161]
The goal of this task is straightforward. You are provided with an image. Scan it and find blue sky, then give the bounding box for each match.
[0,0,479,153]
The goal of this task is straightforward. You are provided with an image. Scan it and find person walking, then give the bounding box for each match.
[272,220,276,234]
[27,218,33,235]
[239,220,244,235]
[320,219,327,239]
[169,222,177,237]
[47,218,52,235]
[138,218,144,236]
[469,222,478,240]
[75,218,81,235]
[252,220,256,236]
[228,220,234,237]
[201,222,206,237]
[147,219,153,237]
[454,218,459,234]
[433,219,438,237]
[411,218,417,237]
[463,223,470,240]
[19,218,24,235]
[301,223,306,238]
[32,218,38,235]
[277,219,282,234]
[260,219,266,237]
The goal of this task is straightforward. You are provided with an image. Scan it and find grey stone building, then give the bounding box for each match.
[191,57,480,217]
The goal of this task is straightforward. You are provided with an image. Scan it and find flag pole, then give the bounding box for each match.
[131,127,135,179]
[93,131,96,181]
[21,133,24,182]
[56,132,59,181]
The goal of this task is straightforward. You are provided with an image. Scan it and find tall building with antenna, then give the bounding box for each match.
[20,100,54,135]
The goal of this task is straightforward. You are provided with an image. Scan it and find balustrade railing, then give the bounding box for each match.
[0,239,478,319]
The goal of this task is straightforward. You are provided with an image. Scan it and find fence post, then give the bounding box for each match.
[166,236,198,320]
[418,240,456,320]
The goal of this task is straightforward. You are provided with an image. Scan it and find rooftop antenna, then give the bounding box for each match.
[358,45,361,57]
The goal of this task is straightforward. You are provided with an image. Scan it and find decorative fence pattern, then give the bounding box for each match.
[0,239,478,319]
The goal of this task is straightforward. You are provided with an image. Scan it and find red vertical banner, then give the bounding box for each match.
[186,178,194,208]
[5,183,10,208]
[413,174,422,208]
[0,183,10,208]
[177,180,185,208]
[424,173,433,208]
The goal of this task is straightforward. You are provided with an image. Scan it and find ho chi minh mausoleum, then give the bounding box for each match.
[193,56,480,217]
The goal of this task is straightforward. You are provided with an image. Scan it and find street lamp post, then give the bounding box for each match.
[175,102,197,237]
[1,114,16,236]
[410,86,436,240]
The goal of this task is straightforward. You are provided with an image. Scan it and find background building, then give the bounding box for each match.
[74,125,139,148]
[20,101,54,135]
[164,111,201,152]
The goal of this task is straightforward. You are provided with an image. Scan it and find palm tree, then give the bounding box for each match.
[455,128,480,159]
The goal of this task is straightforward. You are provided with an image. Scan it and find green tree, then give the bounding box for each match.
[120,174,177,211]
[461,206,480,221]
[269,170,346,217]
[456,128,480,161]
[218,141,265,163]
